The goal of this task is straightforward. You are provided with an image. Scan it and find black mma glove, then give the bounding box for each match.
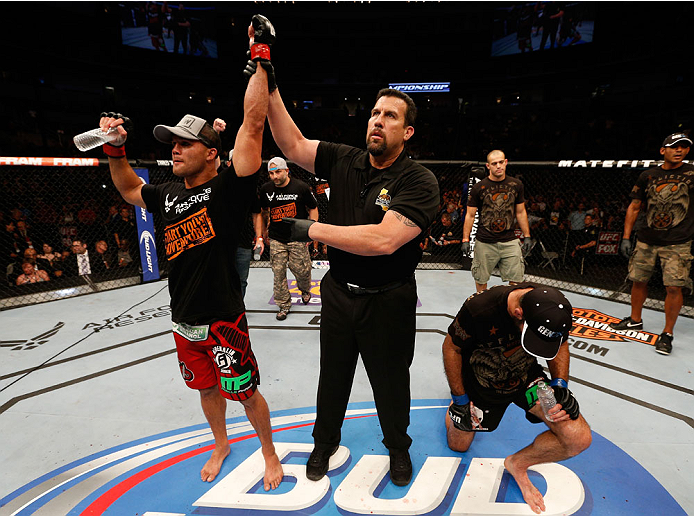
[242,54,277,93]
[282,218,315,242]
[620,238,632,258]
[251,14,276,58]
[521,239,533,254]
[448,394,473,431]
[100,112,133,158]
[550,380,580,420]
[460,241,471,255]
[243,14,277,93]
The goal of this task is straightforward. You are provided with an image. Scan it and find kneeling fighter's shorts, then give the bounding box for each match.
[172,313,259,401]
[463,365,549,432]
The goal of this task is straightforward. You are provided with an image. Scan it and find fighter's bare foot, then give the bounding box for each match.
[263,453,284,491]
[201,444,231,482]
[504,455,545,514]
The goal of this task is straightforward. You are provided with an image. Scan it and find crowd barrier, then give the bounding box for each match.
[1,156,692,317]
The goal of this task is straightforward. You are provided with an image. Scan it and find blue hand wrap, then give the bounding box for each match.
[451,393,469,406]
[550,378,568,389]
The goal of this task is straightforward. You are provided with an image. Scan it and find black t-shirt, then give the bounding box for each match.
[577,225,598,248]
[314,142,439,287]
[548,208,567,227]
[467,176,526,243]
[430,220,463,246]
[447,282,542,403]
[631,163,694,245]
[238,195,261,250]
[141,167,256,323]
[259,177,317,243]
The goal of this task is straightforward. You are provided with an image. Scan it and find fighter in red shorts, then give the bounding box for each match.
[99,15,283,489]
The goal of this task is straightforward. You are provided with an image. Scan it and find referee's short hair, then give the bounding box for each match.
[375,88,417,128]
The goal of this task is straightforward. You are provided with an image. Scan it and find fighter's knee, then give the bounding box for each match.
[447,436,471,453]
[199,385,219,400]
[445,417,472,452]
[573,425,592,454]
[564,420,592,456]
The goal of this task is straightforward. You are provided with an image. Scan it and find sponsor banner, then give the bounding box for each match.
[596,231,621,255]
[559,159,690,169]
[133,168,160,282]
[1,401,684,515]
[0,156,101,166]
[389,82,451,93]
[571,308,659,345]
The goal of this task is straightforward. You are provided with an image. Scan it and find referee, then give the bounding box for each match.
[264,84,439,486]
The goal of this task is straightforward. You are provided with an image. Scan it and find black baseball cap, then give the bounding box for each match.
[662,133,692,148]
[153,114,222,155]
[520,287,573,360]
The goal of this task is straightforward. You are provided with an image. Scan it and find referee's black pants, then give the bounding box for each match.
[312,271,417,452]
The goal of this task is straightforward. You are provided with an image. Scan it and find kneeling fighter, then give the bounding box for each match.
[99,15,283,489]
[442,283,591,514]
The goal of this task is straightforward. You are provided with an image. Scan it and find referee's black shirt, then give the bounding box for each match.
[315,142,439,287]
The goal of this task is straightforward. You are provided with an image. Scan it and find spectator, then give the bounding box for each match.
[429,212,463,251]
[570,214,598,260]
[64,239,106,277]
[117,238,135,268]
[16,259,50,285]
[94,240,115,271]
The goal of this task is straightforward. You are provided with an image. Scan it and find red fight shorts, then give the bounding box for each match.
[172,313,259,401]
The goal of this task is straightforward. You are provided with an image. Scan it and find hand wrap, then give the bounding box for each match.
[551,384,580,420]
[100,112,132,158]
[448,399,473,432]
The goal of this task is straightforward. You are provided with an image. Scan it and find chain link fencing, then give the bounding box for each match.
[2,158,692,317]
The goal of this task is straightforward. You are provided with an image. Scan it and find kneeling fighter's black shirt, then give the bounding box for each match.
[447,282,543,404]
[314,142,440,287]
[141,166,256,323]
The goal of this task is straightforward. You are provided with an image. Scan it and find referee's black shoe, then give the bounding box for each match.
[306,445,339,481]
[609,316,643,331]
[389,448,412,486]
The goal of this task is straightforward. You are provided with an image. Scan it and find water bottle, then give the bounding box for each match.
[253,238,263,261]
[73,127,125,152]
[537,381,557,422]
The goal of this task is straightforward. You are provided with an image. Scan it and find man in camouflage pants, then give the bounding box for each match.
[259,157,318,320]
[610,132,694,355]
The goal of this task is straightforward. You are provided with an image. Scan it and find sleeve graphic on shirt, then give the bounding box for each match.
[270,203,297,223]
[480,189,516,233]
[646,180,689,230]
[164,207,216,260]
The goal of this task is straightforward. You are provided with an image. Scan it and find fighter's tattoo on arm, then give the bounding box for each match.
[393,211,418,227]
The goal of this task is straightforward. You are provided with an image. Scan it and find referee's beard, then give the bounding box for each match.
[367,136,387,156]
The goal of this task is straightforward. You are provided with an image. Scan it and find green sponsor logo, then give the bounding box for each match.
[173,322,208,341]
[525,384,539,409]
[221,370,252,393]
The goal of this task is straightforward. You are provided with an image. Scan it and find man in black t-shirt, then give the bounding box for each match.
[429,212,463,254]
[462,150,532,292]
[610,133,694,355]
[98,17,283,490]
[259,156,318,320]
[570,214,597,263]
[443,283,591,514]
[266,84,439,486]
